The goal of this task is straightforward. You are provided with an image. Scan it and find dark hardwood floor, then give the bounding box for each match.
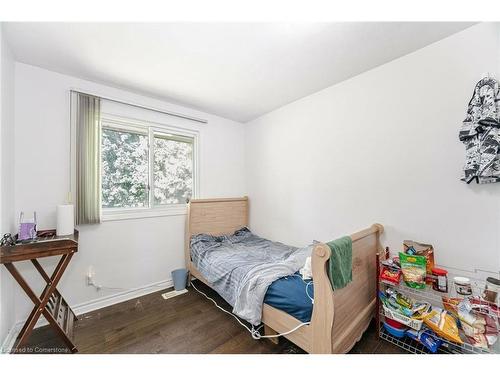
[21,280,405,354]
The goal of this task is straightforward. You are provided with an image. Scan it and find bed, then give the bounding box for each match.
[184,197,384,354]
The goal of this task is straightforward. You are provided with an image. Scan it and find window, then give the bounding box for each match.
[101,116,198,220]
[102,126,149,209]
[153,133,194,205]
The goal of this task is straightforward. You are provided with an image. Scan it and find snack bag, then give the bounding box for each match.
[379,266,401,286]
[384,288,430,319]
[423,308,463,344]
[405,329,442,353]
[456,298,491,348]
[404,240,435,285]
[467,333,489,349]
[399,252,427,289]
[442,297,462,320]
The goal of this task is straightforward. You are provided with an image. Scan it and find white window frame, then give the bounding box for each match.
[100,114,199,221]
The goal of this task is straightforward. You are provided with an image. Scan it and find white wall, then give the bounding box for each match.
[0,24,16,348]
[12,63,246,324]
[245,23,500,274]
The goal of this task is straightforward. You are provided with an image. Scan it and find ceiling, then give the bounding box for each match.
[4,22,474,122]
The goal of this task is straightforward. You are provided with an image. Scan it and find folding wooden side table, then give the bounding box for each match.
[0,230,79,353]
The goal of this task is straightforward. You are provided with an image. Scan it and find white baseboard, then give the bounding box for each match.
[1,278,173,353]
[1,325,21,354]
[72,278,173,316]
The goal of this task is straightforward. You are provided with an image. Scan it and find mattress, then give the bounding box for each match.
[264,272,314,323]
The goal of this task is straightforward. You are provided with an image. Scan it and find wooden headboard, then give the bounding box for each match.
[184,197,249,266]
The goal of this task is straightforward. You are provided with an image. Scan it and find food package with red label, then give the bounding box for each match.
[380,265,402,286]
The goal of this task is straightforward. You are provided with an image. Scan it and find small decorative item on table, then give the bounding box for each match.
[56,204,74,236]
[18,211,37,242]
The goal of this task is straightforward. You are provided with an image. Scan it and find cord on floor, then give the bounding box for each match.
[190,281,310,340]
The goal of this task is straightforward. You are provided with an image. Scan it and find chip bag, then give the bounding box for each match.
[406,329,443,353]
[423,308,463,344]
[442,297,462,320]
[399,252,426,289]
[380,266,402,286]
[403,240,435,285]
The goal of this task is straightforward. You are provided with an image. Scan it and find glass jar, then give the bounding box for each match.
[432,268,448,293]
[483,277,500,304]
[454,276,472,296]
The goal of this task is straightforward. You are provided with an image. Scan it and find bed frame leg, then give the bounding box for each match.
[264,325,279,344]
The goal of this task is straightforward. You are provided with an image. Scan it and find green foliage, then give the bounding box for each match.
[101,128,193,209]
[102,128,149,208]
[154,137,193,205]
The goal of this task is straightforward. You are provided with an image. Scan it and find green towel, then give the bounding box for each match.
[326,236,353,290]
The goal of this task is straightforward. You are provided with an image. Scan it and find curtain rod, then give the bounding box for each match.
[70,89,208,124]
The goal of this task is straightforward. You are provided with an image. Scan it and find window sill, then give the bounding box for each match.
[102,205,188,222]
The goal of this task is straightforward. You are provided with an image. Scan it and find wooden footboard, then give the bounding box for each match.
[185,197,384,354]
[261,224,384,353]
[329,224,384,353]
[312,224,384,353]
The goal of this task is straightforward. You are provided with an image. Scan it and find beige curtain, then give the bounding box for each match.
[75,93,101,225]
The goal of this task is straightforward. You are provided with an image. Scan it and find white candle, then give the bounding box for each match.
[56,204,74,236]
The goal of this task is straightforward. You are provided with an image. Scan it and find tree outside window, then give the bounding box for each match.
[101,118,196,213]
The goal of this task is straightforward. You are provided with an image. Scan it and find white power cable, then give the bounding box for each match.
[305,281,314,304]
[190,281,310,340]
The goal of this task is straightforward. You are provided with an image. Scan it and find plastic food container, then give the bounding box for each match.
[383,321,407,338]
[385,318,405,329]
[454,276,472,296]
[483,277,500,304]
